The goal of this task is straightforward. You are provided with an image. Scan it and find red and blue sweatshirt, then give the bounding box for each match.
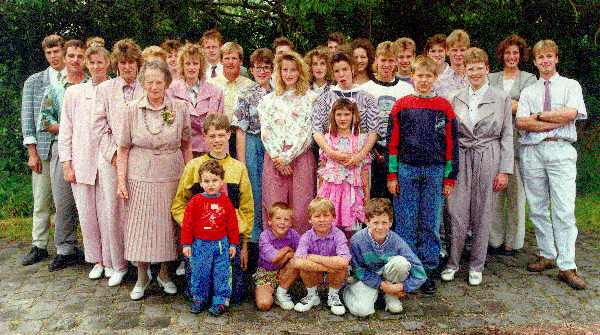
[181,192,240,246]
[385,95,459,186]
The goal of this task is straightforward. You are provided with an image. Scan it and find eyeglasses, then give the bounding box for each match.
[253,66,272,72]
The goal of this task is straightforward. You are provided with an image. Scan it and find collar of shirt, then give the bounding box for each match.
[138,95,168,110]
[310,227,336,241]
[201,192,221,198]
[538,72,560,84]
[367,229,389,248]
[265,228,291,242]
[468,81,489,99]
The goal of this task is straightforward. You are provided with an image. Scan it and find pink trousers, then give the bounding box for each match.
[262,150,315,234]
[71,182,105,264]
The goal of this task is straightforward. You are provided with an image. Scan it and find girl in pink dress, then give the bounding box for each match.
[317,98,370,236]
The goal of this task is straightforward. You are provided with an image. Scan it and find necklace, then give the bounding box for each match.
[142,106,166,135]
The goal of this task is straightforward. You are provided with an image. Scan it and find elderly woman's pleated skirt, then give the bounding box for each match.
[124,180,178,262]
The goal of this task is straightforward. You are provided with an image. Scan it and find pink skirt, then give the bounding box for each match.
[318,181,365,230]
[124,180,177,262]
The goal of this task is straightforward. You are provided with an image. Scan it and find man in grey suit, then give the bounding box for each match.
[20,34,65,266]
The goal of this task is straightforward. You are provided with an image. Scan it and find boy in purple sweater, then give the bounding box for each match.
[254,202,300,311]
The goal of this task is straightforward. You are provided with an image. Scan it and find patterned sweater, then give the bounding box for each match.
[386,94,459,186]
[350,228,427,292]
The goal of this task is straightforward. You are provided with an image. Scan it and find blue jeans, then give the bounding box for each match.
[393,163,444,272]
[246,133,265,243]
[186,237,232,307]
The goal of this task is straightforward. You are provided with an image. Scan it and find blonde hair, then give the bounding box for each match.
[308,197,336,218]
[86,36,105,48]
[267,202,293,220]
[111,38,143,71]
[220,41,243,60]
[375,41,400,58]
[202,113,230,133]
[532,39,559,58]
[395,37,416,55]
[142,45,168,62]
[411,55,439,76]
[177,43,207,81]
[41,34,64,50]
[446,29,470,49]
[304,47,332,82]
[273,51,310,96]
[201,29,224,45]
[84,46,112,73]
[464,47,489,66]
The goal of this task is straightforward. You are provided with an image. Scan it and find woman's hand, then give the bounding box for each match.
[62,162,76,183]
[387,180,399,195]
[493,173,509,192]
[117,181,129,200]
[182,247,191,257]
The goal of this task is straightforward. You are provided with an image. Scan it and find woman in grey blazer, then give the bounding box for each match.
[487,35,536,256]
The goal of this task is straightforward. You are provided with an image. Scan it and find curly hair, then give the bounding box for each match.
[176,43,207,81]
[496,34,530,65]
[111,38,143,72]
[273,51,310,96]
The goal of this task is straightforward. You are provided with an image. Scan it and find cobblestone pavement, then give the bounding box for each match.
[0,233,598,335]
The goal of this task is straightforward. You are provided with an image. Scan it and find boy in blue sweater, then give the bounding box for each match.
[344,198,427,317]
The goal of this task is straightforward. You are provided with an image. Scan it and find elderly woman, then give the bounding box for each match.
[168,42,224,156]
[258,51,318,234]
[232,48,274,245]
[160,39,182,81]
[304,47,332,95]
[116,60,192,300]
[58,46,110,279]
[93,38,145,287]
[488,35,537,256]
[443,48,513,286]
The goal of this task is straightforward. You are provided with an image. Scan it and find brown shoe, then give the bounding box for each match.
[527,256,556,272]
[558,269,587,290]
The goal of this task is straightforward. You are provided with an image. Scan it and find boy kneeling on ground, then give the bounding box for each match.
[344,198,427,317]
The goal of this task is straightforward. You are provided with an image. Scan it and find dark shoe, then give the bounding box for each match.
[527,256,555,272]
[487,244,504,256]
[190,300,206,314]
[558,270,587,290]
[420,278,436,295]
[22,246,48,266]
[48,248,84,272]
[499,248,517,257]
[208,304,226,316]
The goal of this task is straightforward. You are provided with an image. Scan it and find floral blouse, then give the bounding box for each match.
[232,83,272,135]
[318,133,370,186]
[257,89,317,164]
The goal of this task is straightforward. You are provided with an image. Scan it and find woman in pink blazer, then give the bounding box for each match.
[58,45,110,280]
[168,43,224,156]
[93,39,145,287]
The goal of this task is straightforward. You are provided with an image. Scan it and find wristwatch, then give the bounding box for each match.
[536,112,542,121]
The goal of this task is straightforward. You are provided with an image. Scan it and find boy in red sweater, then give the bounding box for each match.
[181,160,239,316]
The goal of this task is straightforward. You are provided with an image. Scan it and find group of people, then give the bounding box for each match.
[19,27,587,317]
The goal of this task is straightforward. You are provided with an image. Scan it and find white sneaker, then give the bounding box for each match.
[88,264,104,280]
[468,271,483,286]
[130,279,151,300]
[274,291,294,310]
[384,294,403,314]
[441,268,458,282]
[293,293,320,312]
[104,267,114,278]
[175,261,185,276]
[108,269,127,287]
[327,292,346,316]
[157,275,177,295]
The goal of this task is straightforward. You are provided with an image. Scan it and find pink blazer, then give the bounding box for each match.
[168,79,224,153]
[58,82,99,185]
[93,77,144,165]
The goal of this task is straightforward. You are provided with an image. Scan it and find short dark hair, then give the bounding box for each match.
[64,39,85,51]
[42,34,64,50]
[331,51,355,68]
[496,34,530,65]
[250,48,274,67]
[203,113,230,133]
[327,32,345,45]
[365,198,393,221]
[198,159,225,180]
[423,34,447,55]
[272,36,294,51]
[268,202,292,219]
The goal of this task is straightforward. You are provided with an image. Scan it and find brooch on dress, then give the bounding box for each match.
[161,106,175,126]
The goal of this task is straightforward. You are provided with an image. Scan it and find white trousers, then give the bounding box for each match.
[520,141,578,271]
[31,158,52,249]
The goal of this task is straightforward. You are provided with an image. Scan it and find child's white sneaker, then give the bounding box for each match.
[175,261,185,276]
[468,271,483,286]
[384,294,403,313]
[88,264,104,280]
[327,292,346,316]
[441,268,457,282]
[294,293,320,312]
[274,291,294,310]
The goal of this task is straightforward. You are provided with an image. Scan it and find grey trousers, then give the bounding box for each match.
[49,141,78,255]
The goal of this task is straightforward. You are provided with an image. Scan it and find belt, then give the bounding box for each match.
[543,137,561,142]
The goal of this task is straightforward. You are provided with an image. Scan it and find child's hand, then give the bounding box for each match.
[381,281,405,298]
[229,246,237,259]
[182,247,191,257]
[443,184,455,197]
[387,180,399,195]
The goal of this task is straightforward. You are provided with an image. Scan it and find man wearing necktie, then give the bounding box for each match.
[516,40,587,290]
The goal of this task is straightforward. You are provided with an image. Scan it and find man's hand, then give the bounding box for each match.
[47,124,60,135]
[493,173,509,192]
[182,247,191,257]
[240,242,249,271]
[27,147,42,174]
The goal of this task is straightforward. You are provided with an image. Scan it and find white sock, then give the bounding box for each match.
[306,287,317,296]
[276,286,287,295]
[328,287,339,296]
